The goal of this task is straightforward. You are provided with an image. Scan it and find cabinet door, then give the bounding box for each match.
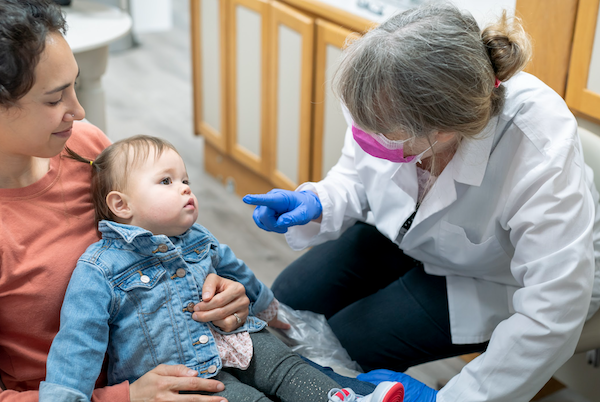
[515,0,578,98]
[267,1,314,190]
[191,0,228,152]
[228,0,270,174]
[311,20,359,182]
[566,0,600,122]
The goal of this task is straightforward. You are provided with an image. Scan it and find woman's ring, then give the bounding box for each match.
[233,312,242,325]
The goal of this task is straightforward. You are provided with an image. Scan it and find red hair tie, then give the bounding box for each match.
[494,78,501,88]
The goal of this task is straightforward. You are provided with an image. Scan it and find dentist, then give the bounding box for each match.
[244,3,600,401]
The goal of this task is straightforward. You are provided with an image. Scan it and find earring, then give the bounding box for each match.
[71,114,75,117]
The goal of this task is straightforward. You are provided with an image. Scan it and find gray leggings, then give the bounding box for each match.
[213,329,339,402]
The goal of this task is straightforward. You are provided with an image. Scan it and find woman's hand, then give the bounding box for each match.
[129,364,227,402]
[243,189,322,233]
[193,274,250,332]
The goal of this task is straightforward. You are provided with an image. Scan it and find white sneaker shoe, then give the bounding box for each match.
[328,381,404,402]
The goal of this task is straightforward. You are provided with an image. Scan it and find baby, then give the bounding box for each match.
[39,135,404,402]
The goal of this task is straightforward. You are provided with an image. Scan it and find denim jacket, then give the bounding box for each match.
[39,221,273,402]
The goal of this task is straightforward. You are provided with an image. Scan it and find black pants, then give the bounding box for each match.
[272,222,487,372]
[212,329,339,402]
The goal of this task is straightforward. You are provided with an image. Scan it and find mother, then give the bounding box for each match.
[0,1,249,400]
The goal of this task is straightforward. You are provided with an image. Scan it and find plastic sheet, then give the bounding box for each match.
[268,303,364,377]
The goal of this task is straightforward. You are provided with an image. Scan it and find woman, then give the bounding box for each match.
[0,1,250,400]
[244,3,600,401]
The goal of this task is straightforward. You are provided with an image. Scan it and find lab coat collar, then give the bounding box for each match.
[390,163,419,205]
[405,117,499,234]
[450,116,499,187]
[392,116,498,198]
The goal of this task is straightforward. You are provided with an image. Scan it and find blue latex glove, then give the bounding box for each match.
[242,189,323,234]
[358,370,438,402]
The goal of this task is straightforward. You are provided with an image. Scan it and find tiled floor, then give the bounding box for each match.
[99,1,593,400]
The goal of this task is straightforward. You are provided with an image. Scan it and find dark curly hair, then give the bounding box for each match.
[0,0,66,107]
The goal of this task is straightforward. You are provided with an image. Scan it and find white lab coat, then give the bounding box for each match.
[285,72,600,401]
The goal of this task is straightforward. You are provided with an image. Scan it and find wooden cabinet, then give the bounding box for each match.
[515,0,579,98]
[191,0,228,153]
[565,0,600,123]
[192,0,595,196]
[267,1,314,189]
[312,20,359,181]
[227,0,270,176]
[516,0,600,124]
[191,0,367,196]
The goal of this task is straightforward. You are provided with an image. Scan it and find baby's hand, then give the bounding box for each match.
[267,317,291,330]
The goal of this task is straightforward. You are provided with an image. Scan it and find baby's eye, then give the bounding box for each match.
[161,177,172,185]
[183,179,190,185]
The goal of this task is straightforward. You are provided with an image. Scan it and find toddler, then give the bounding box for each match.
[39,135,404,402]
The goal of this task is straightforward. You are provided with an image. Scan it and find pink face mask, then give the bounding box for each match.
[352,125,434,164]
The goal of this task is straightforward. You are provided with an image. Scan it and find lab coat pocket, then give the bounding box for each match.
[438,220,510,273]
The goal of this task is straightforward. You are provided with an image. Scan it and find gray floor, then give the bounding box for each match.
[99,1,589,400]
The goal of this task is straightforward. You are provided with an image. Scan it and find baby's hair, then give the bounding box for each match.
[333,2,531,140]
[66,135,179,225]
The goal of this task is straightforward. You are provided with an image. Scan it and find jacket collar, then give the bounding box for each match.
[99,220,155,243]
[98,220,190,244]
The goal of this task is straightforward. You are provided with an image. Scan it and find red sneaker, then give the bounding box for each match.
[328,381,404,402]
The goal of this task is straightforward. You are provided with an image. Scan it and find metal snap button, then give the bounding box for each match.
[207,365,217,374]
[186,302,195,312]
[140,275,150,284]
[199,335,209,344]
[157,244,168,253]
[176,268,186,278]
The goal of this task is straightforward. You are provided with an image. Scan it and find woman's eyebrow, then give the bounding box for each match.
[44,69,81,95]
[44,82,71,95]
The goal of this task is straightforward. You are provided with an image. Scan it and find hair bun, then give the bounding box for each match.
[482,12,532,82]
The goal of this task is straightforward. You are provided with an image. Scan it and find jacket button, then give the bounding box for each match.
[157,244,168,253]
[199,335,209,344]
[140,275,150,284]
[176,268,186,278]
[207,365,217,374]
[186,302,195,312]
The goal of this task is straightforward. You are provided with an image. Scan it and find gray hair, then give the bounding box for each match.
[333,2,532,140]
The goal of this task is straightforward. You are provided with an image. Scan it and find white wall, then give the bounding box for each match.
[450,0,517,26]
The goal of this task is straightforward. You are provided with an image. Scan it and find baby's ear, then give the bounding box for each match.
[106,191,132,220]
